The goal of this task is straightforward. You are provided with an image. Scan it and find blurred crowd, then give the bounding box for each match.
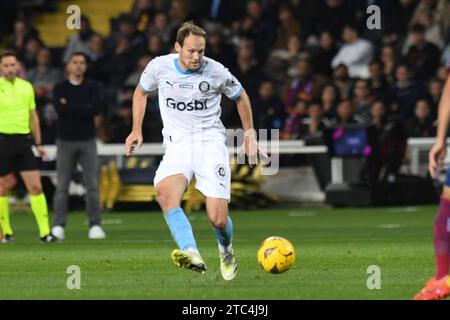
[1,0,450,145]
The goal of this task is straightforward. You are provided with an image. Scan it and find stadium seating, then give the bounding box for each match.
[34,0,133,46]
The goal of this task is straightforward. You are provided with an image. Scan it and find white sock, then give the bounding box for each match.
[186,247,200,256]
[218,243,233,254]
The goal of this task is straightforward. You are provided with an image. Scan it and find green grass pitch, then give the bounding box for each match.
[0,205,443,300]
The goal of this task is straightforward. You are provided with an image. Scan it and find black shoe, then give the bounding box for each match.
[41,234,57,243]
[1,234,14,244]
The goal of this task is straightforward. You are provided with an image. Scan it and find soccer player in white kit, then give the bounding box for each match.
[125,22,264,281]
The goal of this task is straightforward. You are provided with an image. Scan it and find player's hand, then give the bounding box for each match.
[125,130,143,156]
[429,140,447,178]
[37,145,48,161]
[244,131,269,167]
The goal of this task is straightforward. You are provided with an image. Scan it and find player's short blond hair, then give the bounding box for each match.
[176,21,206,46]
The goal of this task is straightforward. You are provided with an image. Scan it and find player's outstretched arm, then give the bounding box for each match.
[429,76,450,178]
[125,85,148,156]
[235,90,268,166]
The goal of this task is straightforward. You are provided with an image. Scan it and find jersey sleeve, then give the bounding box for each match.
[28,83,36,110]
[218,65,243,100]
[139,58,159,92]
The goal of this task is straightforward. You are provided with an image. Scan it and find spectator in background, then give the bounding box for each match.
[314,0,353,40]
[114,84,160,141]
[27,48,63,144]
[86,34,106,64]
[124,55,153,87]
[85,34,107,81]
[107,14,146,53]
[169,0,194,30]
[384,0,417,45]
[253,80,285,131]
[241,0,275,57]
[298,102,328,142]
[62,15,95,63]
[231,14,253,42]
[119,83,134,99]
[391,63,424,120]
[379,45,399,85]
[352,79,374,125]
[284,57,327,112]
[27,48,62,101]
[233,37,263,100]
[332,64,352,99]
[273,5,301,50]
[436,64,449,83]
[300,95,333,191]
[6,20,40,58]
[131,0,156,32]
[369,100,387,130]
[408,0,449,48]
[197,0,241,26]
[192,0,240,27]
[52,52,105,241]
[362,99,407,183]
[288,0,320,38]
[330,99,364,125]
[312,31,337,77]
[108,100,133,143]
[410,9,445,49]
[147,12,172,45]
[406,24,441,81]
[331,24,374,79]
[205,29,236,70]
[140,34,167,58]
[362,100,387,183]
[320,84,340,120]
[282,100,308,140]
[265,34,305,83]
[22,38,43,69]
[368,60,390,101]
[405,99,436,137]
[426,77,444,116]
[100,36,134,87]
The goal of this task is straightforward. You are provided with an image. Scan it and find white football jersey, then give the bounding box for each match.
[139,53,243,142]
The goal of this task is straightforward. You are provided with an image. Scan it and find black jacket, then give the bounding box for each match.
[53,79,100,141]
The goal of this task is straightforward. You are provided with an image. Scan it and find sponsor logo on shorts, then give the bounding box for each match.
[216,164,227,181]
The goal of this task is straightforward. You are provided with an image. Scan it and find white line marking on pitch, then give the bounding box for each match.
[378,224,402,229]
[83,219,123,225]
[386,207,419,213]
[288,211,316,217]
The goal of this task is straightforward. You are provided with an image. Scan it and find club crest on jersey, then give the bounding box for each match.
[215,164,228,180]
[199,81,210,93]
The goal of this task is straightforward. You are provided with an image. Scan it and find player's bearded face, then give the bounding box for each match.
[0,57,19,81]
[178,34,205,71]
